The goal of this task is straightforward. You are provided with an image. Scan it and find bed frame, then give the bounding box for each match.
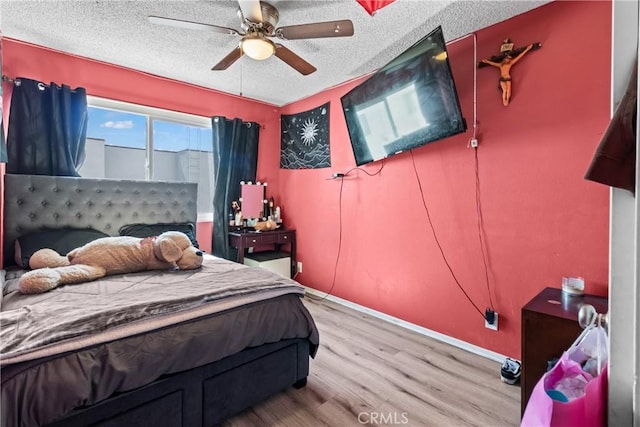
[48,339,309,426]
[2,174,311,426]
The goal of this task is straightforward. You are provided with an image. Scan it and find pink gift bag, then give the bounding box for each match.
[522,324,608,427]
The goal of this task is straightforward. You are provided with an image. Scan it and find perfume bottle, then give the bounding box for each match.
[274,206,281,224]
[263,199,270,219]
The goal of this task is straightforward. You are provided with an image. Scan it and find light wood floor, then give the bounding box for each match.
[223,295,520,427]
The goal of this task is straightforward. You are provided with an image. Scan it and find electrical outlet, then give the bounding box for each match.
[297,262,303,273]
[485,312,498,331]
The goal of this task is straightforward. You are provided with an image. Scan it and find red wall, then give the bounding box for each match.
[1,40,284,254]
[279,0,611,358]
[1,0,611,358]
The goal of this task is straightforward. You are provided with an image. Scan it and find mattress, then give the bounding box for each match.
[0,255,319,426]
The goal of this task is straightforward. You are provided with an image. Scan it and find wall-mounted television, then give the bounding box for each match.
[341,26,466,166]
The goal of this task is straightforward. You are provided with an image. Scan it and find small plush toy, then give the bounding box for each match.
[19,231,204,294]
[254,219,279,232]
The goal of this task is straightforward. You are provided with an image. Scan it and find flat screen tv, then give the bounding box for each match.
[341,25,466,166]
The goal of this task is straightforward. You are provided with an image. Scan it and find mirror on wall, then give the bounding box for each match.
[240,182,267,219]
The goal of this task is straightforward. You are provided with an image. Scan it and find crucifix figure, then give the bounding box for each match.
[479,38,542,106]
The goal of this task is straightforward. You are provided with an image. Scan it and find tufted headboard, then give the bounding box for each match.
[3,174,198,265]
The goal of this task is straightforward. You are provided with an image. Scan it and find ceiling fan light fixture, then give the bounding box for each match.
[433,51,447,61]
[240,35,275,61]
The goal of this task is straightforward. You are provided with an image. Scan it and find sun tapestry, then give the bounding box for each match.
[280,102,330,169]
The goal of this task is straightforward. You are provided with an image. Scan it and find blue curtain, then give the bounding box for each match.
[211,116,259,259]
[7,78,87,175]
[0,34,7,163]
[0,119,6,164]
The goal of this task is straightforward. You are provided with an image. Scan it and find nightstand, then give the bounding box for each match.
[521,287,608,415]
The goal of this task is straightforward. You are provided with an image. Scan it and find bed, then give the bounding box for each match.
[0,174,319,427]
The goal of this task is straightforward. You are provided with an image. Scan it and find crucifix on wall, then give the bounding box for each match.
[479,38,542,106]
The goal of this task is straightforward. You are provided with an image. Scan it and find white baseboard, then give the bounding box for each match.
[303,287,508,363]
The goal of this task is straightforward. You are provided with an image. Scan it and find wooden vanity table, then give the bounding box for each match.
[228,228,296,277]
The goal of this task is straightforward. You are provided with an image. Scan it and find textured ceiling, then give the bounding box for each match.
[1,0,549,106]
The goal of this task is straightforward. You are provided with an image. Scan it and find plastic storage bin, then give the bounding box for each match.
[243,251,291,278]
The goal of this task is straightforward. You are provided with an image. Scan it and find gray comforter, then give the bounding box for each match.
[1,255,319,426]
[1,255,316,363]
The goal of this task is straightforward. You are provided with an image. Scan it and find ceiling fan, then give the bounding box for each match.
[148,0,354,75]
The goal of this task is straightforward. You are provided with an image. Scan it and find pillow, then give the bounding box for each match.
[14,228,110,268]
[118,222,199,248]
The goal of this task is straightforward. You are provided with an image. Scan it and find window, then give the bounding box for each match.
[83,97,213,219]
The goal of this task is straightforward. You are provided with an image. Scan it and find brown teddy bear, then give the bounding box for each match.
[19,231,204,294]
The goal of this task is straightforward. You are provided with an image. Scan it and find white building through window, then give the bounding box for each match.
[82,97,214,220]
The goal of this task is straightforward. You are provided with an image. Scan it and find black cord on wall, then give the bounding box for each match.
[313,36,500,319]
[319,150,493,323]
[474,147,495,311]
[410,150,485,320]
[316,161,385,301]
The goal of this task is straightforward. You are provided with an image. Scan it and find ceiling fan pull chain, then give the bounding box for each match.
[240,60,243,97]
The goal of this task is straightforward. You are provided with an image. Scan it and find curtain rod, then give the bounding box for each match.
[1,76,70,90]
[4,77,262,127]
[1,75,46,89]
[213,116,262,129]
[2,75,54,86]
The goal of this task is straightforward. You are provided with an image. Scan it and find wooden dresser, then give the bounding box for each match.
[521,287,608,415]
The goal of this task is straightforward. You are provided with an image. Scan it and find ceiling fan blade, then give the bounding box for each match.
[212,47,243,71]
[275,20,354,40]
[274,44,316,75]
[238,0,263,23]
[148,16,240,35]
